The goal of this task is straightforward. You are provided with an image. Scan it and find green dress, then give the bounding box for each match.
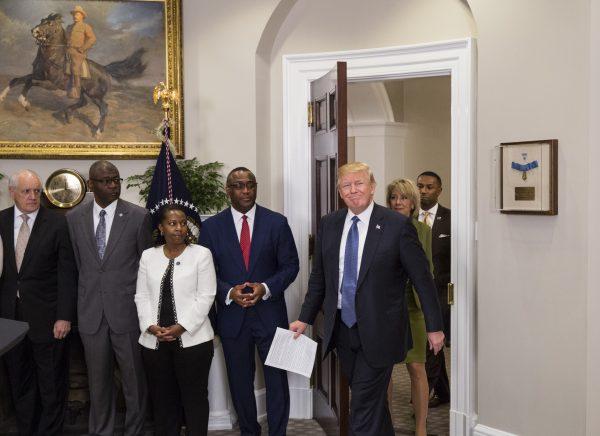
[402,218,433,364]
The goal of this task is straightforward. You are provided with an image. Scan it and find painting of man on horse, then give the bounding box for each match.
[65,5,96,99]
[0,1,166,141]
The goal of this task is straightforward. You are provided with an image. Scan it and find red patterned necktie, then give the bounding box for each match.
[240,215,251,270]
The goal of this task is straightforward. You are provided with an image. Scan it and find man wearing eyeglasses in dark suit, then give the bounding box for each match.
[67,160,153,436]
[200,167,299,436]
[0,169,77,436]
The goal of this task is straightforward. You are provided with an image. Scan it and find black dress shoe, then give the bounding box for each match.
[428,395,450,408]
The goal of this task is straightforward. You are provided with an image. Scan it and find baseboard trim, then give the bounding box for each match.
[473,423,518,436]
[290,386,313,419]
[208,410,235,430]
[255,387,267,421]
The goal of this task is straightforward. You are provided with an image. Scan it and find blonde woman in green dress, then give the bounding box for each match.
[386,178,434,436]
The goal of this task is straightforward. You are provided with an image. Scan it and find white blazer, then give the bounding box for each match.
[135,244,216,349]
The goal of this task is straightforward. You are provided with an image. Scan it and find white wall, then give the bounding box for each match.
[401,76,451,208]
[588,2,600,434]
[347,77,451,208]
[469,1,589,434]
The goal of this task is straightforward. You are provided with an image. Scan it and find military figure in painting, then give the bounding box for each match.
[66,5,96,99]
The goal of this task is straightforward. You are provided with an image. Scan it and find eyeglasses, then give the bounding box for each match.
[91,177,123,186]
[228,181,257,190]
[18,188,42,197]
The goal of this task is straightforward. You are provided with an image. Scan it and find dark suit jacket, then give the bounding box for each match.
[66,199,153,335]
[431,204,451,292]
[199,205,299,339]
[298,203,443,368]
[0,206,77,342]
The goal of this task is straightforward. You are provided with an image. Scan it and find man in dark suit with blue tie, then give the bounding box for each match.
[290,162,445,436]
[67,161,152,436]
[199,167,299,436]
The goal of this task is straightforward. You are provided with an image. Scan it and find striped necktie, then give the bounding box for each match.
[422,211,432,228]
[15,214,30,272]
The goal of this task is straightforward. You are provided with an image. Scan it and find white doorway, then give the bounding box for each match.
[347,75,452,434]
[282,38,477,436]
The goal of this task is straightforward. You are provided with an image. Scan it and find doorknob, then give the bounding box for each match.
[447,282,455,305]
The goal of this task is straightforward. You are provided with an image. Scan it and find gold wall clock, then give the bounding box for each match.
[44,169,87,208]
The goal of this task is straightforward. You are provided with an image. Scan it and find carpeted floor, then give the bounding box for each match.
[0,350,450,435]
[209,347,451,436]
[391,346,451,436]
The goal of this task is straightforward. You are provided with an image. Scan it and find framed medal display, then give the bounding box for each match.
[500,139,558,215]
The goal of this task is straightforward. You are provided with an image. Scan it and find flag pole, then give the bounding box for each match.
[153,82,179,202]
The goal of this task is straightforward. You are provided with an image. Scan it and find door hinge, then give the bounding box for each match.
[307,101,313,127]
[447,282,455,305]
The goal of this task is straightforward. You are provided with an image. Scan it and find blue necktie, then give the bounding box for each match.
[96,210,107,259]
[341,216,359,327]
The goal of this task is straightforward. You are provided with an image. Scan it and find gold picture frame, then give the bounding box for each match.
[0,0,183,159]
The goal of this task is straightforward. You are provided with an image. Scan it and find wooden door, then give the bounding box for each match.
[309,61,349,435]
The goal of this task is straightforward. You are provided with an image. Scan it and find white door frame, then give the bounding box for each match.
[282,38,477,435]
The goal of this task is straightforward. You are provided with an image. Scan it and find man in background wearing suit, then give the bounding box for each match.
[200,167,299,436]
[417,170,451,407]
[66,161,153,436]
[290,162,444,436]
[0,169,77,436]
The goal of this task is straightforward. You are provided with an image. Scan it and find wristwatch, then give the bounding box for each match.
[44,169,87,208]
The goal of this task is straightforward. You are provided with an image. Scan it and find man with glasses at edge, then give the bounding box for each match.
[200,167,299,436]
[67,161,153,436]
[0,169,77,435]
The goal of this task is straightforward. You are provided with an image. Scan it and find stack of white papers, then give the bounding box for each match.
[265,327,317,378]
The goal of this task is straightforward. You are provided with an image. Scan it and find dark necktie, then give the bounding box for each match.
[96,210,107,259]
[240,215,251,270]
[341,216,359,327]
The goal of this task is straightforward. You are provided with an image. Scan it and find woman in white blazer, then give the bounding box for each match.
[135,204,216,436]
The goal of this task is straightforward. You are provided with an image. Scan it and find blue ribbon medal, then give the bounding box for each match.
[511,153,538,180]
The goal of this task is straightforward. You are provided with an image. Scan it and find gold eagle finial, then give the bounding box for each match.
[153,82,178,120]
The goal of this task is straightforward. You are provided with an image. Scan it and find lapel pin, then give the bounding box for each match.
[119,213,123,217]
[376,224,381,230]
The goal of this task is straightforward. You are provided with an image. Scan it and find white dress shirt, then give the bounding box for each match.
[93,200,118,245]
[13,206,39,249]
[337,201,374,309]
[419,202,439,228]
[226,205,271,304]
